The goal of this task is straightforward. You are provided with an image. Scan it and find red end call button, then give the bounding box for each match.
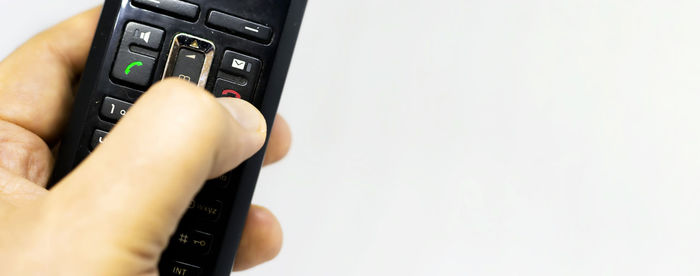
[213,78,253,101]
[222,89,241,98]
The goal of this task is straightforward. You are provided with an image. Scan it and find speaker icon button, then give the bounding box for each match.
[123,22,164,50]
[135,29,151,43]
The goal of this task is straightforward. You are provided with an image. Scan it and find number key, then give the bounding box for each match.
[90,129,109,150]
[100,97,133,122]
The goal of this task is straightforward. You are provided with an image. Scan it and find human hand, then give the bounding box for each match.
[0,7,291,275]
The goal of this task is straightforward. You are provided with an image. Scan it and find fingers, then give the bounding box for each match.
[233,205,283,271]
[0,7,101,143]
[44,79,266,259]
[0,120,53,187]
[233,117,288,270]
[0,167,48,207]
[263,115,291,166]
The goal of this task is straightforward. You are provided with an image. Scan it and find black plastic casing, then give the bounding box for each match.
[50,0,306,275]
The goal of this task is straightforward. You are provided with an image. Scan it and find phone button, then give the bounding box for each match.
[132,0,199,21]
[163,261,202,276]
[122,22,164,51]
[100,97,133,122]
[171,48,205,85]
[111,48,156,88]
[213,78,253,101]
[171,229,213,255]
[207,11,272,43]
[90,129,109,150]
[219,50,261,80]
[187,198,223,221]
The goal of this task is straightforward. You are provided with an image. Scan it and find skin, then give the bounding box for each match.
[0,7,291,275]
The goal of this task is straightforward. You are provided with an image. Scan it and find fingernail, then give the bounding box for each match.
[219,99,267,134]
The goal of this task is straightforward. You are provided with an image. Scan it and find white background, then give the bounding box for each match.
[2,0,700,275]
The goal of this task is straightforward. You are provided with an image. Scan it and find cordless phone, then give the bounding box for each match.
[50,0,306,275]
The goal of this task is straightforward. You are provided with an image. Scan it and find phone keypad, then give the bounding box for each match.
[92,2,279,273]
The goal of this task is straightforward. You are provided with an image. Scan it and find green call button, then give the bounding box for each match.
[111,49,155,87]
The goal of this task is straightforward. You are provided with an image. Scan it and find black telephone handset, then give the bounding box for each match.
[50,0,306,275]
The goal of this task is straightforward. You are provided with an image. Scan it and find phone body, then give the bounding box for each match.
[50,0,306,275]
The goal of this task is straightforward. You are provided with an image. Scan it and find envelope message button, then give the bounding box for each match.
[232,58,247,70]
[220,50,261,80]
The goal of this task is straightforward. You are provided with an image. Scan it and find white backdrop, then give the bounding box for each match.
[3,0,700,275]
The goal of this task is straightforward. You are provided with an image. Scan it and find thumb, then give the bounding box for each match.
[44,79,266,268]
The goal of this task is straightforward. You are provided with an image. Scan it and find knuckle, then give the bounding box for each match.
[0,121,51,184]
